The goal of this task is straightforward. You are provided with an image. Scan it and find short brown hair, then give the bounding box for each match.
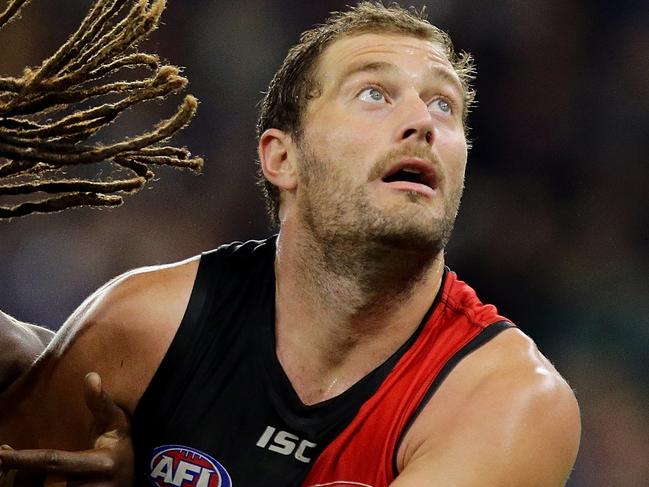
[256,1,476,226]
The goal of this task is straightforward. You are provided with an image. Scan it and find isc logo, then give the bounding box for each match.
[256,426,317,463]
[148,445,232,487]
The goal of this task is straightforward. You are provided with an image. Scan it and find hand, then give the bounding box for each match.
[0,373,133,487]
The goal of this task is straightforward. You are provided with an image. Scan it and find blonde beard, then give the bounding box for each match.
[291,141,462,309]
[296,140,463,259]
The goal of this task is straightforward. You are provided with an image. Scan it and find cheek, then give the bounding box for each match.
[315,117,361,151]
[308,104,382,157]
[307,125,377,181]
[438,129,468,182]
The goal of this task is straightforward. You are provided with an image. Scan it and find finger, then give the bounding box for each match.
[0,448,115,477]
[83,373,129,434]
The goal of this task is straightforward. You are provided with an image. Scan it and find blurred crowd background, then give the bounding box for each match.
[1,0,647,485]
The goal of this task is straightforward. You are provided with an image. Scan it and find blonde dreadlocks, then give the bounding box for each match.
[0,0,203,218]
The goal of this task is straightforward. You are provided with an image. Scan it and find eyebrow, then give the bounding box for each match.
[337,60,464,101]
[337,60,399,86]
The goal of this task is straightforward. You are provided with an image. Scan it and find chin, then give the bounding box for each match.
[367,187,462,254]
[299,180,458,257]
[371,223,446,254]
[359,208,451,256]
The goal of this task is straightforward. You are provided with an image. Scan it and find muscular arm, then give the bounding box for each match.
[392,329,581,487]
[0,312,54,393]
[0,257,198,450]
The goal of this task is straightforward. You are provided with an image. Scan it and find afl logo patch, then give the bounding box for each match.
[148,445,232,487]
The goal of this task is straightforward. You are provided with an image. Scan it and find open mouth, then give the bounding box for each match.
[383,167,428,185]
[381,159,438,193]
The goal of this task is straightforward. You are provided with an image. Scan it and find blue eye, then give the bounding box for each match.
[430,98,452,114]
[359,87,386,103]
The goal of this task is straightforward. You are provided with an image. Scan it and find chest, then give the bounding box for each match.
[130,246,506,487]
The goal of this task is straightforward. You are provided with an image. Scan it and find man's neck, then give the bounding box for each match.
[273,224,445,405]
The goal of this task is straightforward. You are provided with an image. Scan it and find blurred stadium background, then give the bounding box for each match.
[1,1,647,484]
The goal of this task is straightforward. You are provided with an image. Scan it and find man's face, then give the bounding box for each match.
[294,33,468,254]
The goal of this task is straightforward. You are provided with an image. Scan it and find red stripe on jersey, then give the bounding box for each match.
[301,271,510,487]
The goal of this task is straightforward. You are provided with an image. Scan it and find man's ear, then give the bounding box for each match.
[258,128,298,191]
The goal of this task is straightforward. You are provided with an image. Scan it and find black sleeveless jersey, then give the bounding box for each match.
[131,237,513,487]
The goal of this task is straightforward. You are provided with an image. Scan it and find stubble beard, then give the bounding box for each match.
[295,141,464,297]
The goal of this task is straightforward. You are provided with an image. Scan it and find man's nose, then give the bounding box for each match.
[396,96,435,145]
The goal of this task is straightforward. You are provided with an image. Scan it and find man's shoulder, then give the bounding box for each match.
[48,234,276,369]
[397,328,580,485]
[41,256,202,413]
[53,256,200,343]
[467,328,578,417]
[92,256,201,326]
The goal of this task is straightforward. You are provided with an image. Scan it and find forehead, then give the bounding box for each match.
[316,32,456,85]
